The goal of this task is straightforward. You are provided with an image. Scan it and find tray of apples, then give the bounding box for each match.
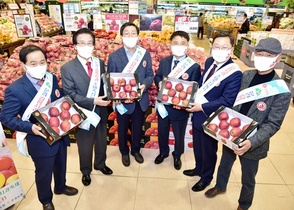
[157,77,198,108]
[30,95,87,145]
[202,106,258,150]
[103,73,141,100]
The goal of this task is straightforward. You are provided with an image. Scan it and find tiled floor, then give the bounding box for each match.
[4,36,294,210]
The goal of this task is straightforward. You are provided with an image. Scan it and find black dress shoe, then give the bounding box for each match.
[82,174,91,186]
[122,155,130,167]
[43,202,55,210]
[183,168,200,177]
[192,180,211,192]
[154,154,169,164]
[132,153,144,164]
[95,166,113,175]
[205,187,226,198]
[54,186,78,196]
[174,157,182,170]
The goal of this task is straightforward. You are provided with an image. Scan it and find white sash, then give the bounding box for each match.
[194,63,241,104]
[122,46,146,73]
[16,72,53,157]
[157,56,196,119]
[79,57,101,130]
[233,79,290,107]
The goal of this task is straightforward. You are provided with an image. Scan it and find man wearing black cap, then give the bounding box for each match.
[204,37,291,210]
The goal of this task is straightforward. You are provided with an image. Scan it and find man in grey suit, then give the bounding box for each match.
[204,38,291,210]
[61,28,113,186]
[107,22,154,167]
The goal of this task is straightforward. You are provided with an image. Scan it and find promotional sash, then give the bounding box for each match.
[122,46,146,73]
[194,63,241,104]
[233,79,290,107]
[79,57,101,130]
[16,72,53,157]
[157,57,196,119]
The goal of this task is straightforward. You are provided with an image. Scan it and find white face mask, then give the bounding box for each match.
[122,37,138,49]
[211,49,231,63]
[76,46,94,59]
[171,45,188,57]
[254,55,279,72]
[25,65,47,80]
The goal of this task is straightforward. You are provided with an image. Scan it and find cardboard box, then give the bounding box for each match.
[157,77,198,108]
[103,72,141,100]
[202,106,258,149]
[30,95,87,145]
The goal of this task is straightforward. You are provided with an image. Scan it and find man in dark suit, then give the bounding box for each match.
[205,38,291,210]
[185,34,242,192]
[154,31,201,170]
[61,28,112,187]
[107,22,154,167]
[238,13,250,34]
[0,45,78,210]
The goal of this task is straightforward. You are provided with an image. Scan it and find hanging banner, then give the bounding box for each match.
[48,4,63,27]
[105,14,129,31]
[14,14,34,38]
[139,14,162,31]
[0,123,25,210]
[175,15,199,34]
[129,0,139,15]
[63,13,87,31]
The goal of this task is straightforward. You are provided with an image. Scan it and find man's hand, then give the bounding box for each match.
[186,102,202,112]
[94,96,111,106]
[233,139,251,156]
[123,99,134,104]
[158,81,162,89]
[32,124,46,139]
[139,84,146,94]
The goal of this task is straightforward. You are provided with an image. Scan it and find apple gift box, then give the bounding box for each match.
[202,106,258,150]
[30,95,87,145]
[157,77,198,108]
[102,73,141,100]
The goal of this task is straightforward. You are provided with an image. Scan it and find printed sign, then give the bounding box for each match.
[105,14,129,31]
[63,13,87,31]
[175,16,199,34]
[14,14,34,38]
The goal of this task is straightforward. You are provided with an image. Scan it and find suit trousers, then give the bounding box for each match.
[193,127,218,183]
[117,101,144,155]
[215,146,259,210]
[75,121,107,175]
[157,114,188,158]
[31,141,67,204]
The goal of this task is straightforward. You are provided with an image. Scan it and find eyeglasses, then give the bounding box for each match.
[212,46,232,51]
[76,42,94,47]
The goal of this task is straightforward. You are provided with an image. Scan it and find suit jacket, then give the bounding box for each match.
[61,57,108,124]
[154,55,201,120]
[107,46,154,114]
[0,73,70,157]
[193,57,243,128]
[239,19,250,34]
[234,70,291,160]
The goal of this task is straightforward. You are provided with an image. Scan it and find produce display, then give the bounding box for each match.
[205,15,236,31]
[34,13,63,34]
[0,17,20,44]
[0,154,18,188]
[279,17,294,29]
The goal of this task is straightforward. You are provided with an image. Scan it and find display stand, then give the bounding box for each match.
[41,28,63,37]
[0,39,26,57]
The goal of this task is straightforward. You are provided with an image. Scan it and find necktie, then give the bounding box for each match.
[37,80,44,86]
[205,64,217,82]
[86,61,92,78]
[173,60,179,69]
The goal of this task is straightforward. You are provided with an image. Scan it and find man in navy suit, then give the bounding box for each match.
[154,31,201,170]
[185,34,242,192]
[0,45,78,210]
[107,22,154,167]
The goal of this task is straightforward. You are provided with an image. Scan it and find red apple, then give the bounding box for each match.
[179,91,187,100]
[49,117,60,127]
[181,99,189,106]
[61,101,71,110]
[60,110,70,121]
[218,112,229,121]
[161,94,168,102]
[110,78,114,86]
[186,85,193,94]
[168,89,176,97]
[60,121,71,132]
[207,123,218,132]
[8,163,17,175]
[242,124,250,132]
[219,129,230,138]
[129,79,137,87]
[41,113,48,122]
[118,78,126,86]
[165,81,172,89]
[124,84,132,92]
[230,117,241,127]
[230,127,242,137]
[112,84,120,92]
[129,91,137,98]
[171,96,180,105]
[49,107,60,117]
[71,114,81,124]
[52,126,60,134]
[175,83,184,92]
[0,156,12,171]
[119,91,127,98]
[0,170,14,180]
[219,120,230,130]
